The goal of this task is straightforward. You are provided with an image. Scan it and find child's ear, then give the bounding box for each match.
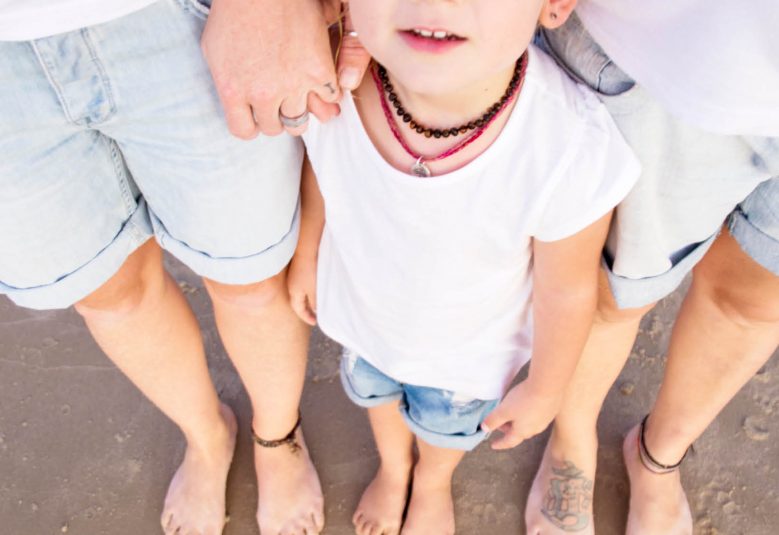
[539,0,578,30]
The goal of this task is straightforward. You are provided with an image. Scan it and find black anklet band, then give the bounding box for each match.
[637,414,690,474]
[251,413,302,453]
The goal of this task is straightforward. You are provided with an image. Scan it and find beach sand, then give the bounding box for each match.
[1,257,776,535]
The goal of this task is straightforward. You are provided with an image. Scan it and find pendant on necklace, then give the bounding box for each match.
[411,158,432,178]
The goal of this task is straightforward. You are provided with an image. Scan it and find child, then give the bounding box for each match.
[289,0,639,533]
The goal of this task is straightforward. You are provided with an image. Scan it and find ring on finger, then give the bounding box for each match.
[278,109,310,128]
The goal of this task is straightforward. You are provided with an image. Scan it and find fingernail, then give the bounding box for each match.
[481,423,491,433]
[339,68,360,90]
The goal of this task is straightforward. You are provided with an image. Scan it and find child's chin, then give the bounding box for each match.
[390,68,470,96]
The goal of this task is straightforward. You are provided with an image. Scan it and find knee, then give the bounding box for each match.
[203,270,286,312]
[694,266,779,327]
[74,240,164,320]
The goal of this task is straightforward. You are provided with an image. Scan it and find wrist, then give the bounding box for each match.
[522,378,565,403]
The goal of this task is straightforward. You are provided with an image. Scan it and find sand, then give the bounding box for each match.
[0,257,776,535]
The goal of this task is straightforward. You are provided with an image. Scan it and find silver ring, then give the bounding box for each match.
[278,109,310,128]
[346,30,359,38]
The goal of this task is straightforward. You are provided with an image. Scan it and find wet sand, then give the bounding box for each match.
[1,257,777,535]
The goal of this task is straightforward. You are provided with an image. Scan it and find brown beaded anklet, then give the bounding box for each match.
[637,414,691,474]
[251,413,302,454]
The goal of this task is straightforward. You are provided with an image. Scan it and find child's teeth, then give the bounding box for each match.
[433,31,448,39]
[419,29,433,37]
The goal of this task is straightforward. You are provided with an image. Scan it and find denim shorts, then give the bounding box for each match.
[0,0,304,310]
[537,15,779,308]
[339,348,499,451]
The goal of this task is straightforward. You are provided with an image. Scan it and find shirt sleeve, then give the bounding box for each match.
[532,102,641,242]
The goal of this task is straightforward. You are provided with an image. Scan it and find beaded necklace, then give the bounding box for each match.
[371,52,527,177]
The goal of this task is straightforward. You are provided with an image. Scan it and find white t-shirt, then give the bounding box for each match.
[576,0,779,137]
[0,0,158,41]
[303,46,640,400]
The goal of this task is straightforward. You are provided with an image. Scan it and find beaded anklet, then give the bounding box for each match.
[251,413,302,454]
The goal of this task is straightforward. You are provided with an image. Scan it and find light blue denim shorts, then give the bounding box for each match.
[0,0,304,310]
[339,349,499,451]
[537,15,779,308]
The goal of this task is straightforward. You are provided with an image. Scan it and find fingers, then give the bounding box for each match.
[290,291,317,326]
[483,406,526,450]
[278,92,312,136]
[336,29,372,91]
[490,426,526,450]
[308,92,341,124]
[216,83,260,140]
[481,405,509,435]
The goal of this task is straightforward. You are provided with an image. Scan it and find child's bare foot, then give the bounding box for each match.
[525,430,595,535]
[255,424,325,535]
[353,463,413,535]
[623,424,692,535]
[401,466,455,535]
[161,403,237,535]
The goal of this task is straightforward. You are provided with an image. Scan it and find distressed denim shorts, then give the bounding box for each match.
[0,0,304,310]
[537,15,779,308]
[339,348,499,451]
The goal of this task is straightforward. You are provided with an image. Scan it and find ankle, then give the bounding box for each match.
[377,458,414,481]
[252,410,302,441]
[548,426,598,460]
[412,463,455,491]
[642,416,691,467]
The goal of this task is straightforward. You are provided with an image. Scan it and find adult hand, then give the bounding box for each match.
[201,0,370,139]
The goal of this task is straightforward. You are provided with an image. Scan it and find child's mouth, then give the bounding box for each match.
[400,28,466,53]
[405,28,465,42]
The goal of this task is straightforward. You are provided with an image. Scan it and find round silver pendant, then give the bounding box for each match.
[411,159,432,177]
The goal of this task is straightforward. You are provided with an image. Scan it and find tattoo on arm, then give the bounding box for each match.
[541,460,594,532]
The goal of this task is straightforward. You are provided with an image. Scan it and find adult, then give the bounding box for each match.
[517,1,779,534]
[0,1,368,534]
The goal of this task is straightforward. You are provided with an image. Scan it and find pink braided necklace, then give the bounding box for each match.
[371,52,528,177]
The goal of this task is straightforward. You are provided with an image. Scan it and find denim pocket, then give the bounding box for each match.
[536,13,636,98]
[175,0,212,20]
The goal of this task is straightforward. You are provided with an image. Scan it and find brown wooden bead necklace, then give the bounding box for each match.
[376,53,526,140]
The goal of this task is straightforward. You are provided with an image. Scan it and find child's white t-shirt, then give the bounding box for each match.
[576,0,779,137]
[303,46,639,400]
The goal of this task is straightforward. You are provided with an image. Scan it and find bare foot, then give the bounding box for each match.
[254,425,325,535]
[525,432,595,535]
[353,464,413,535]
[623,424,692,535]
[161,403,238,535]
[401,467,455,535]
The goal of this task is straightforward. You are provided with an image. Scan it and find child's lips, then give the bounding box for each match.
[399,29,466,53]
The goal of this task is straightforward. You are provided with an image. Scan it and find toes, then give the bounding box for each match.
[354,513,366,534]
[311,510,325,533]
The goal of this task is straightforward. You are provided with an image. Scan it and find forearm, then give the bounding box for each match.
[295,157,325,259]
[525,212,612,398]
[525,283,597,398]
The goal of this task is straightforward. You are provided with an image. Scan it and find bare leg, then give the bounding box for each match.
[401,438,466,535]
[353,401,415,535]
[204,269,324,535]
[625,229,779,535]
[74,241,236,535]
[526,269,655,535]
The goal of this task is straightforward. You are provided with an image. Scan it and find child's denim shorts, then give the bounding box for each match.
[339,348,499,451]
[0,0,303,310]
[537,15,779,309]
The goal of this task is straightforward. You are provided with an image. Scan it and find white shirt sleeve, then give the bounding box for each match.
[533,104,640,242]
